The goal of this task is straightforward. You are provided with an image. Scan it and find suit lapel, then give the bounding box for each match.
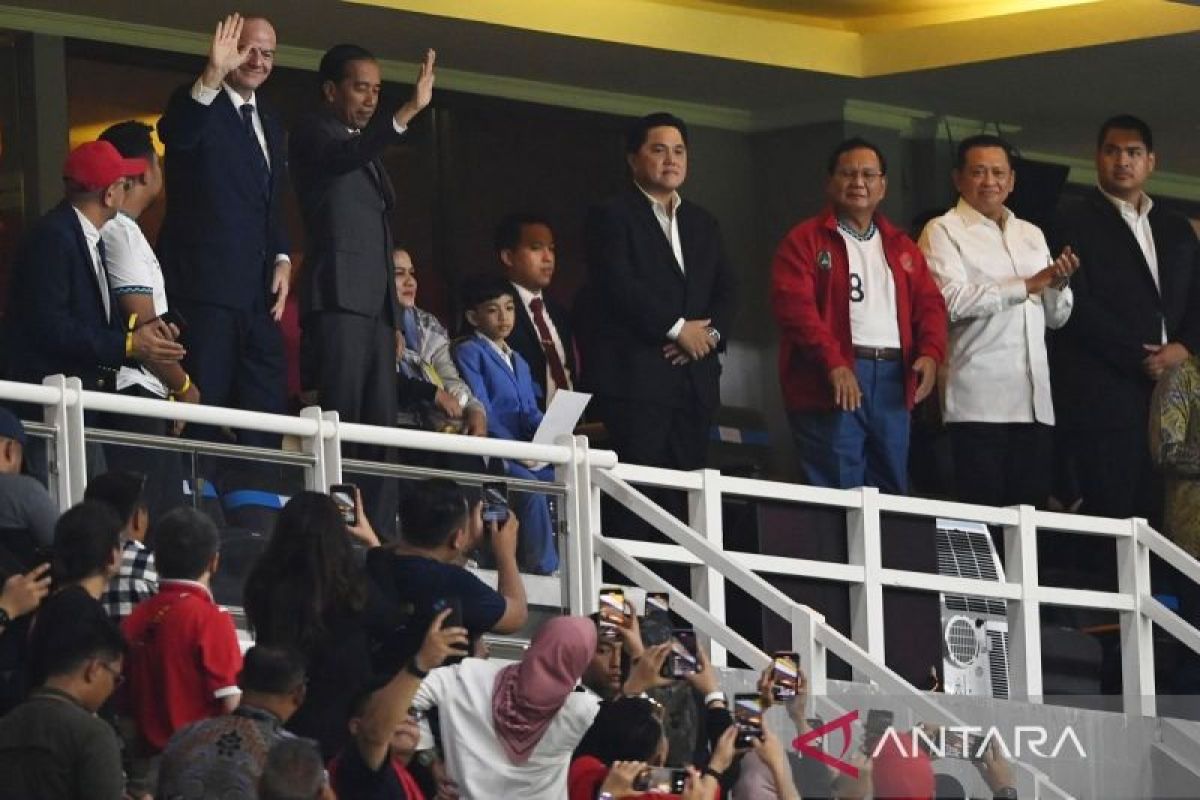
[221,92,270,197]
[479,339,519,389]
[1149,206,1175,302]
[1090,190,1161,298]
[628,190,685,281]
[62,204,108,316]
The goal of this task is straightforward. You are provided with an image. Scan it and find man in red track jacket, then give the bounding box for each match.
[770,137,946,494]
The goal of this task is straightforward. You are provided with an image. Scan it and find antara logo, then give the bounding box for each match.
[791,711,1087,779]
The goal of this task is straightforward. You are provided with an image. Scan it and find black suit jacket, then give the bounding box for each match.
[290,107,403,326]
[6,201,124,389]
[156,85,290,311]
[582,186,737,410]
[507,288,576,408]
[1051,188,1200,431]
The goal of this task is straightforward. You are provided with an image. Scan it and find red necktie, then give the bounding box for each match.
[529,297,571,391]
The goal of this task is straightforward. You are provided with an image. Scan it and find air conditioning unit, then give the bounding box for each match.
[937,519,1010,699]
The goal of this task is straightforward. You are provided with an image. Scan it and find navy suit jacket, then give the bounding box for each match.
[507,290,575,408]
[156,84,290,310]
[6,201,125,388]
[453,336,543,443]
[582,185,737,410]
[290,107,403,325]
[1052,188,1200,431]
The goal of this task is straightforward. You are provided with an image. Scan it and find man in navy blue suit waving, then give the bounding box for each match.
[157,13,291,447]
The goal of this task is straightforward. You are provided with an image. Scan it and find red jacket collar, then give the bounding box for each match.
[817,205,902,239]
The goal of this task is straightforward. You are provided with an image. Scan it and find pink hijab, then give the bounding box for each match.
[492,615,597,764]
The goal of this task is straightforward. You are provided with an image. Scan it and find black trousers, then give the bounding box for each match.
[100,384,186,523]
[947,421,1053,509]
[304,311,399,538]
[597,391,712,542]
[1067,426,1163,529]
[174,300,285,450]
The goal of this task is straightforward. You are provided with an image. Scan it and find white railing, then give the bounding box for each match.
[11,374,1200,797]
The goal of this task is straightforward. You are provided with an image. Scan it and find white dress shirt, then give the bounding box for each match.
[512,283,569,401]
[919,198,1073,424]
[102,213,169,397]
[72,207,110,321]
[1099,185,1166,343]
[413,659,600,800]
[838,225,900,349]
[635,183,689,340]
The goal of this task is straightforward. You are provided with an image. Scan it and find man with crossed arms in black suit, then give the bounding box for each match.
[1052,114,1200,529]
[584,112,737,476]
[157,14,291,447]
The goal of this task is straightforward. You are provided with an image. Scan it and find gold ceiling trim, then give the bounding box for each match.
[343,0,1200,77]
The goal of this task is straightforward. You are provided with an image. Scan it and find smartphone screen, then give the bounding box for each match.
[330,484,358,526]
[481,482,509,523]
[945,732,988,761]
[598,588,626,640]
[634,767,686,792]
[645,591,670,619]
[160,307,189,334]
[663,628,701,678]
[432,596,463,629]
[734,694,764,747]
[771,651,800,701]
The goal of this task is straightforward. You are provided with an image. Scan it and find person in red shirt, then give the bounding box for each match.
[122,507,242,763]
[770,137,946,494]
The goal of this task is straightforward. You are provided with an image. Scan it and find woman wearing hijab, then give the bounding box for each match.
[410,615,669,798]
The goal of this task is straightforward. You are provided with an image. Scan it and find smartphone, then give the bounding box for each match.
[945,731,988,761]
[863,709,894,754]
[598,588,626,640]
[771,651,800,702]
[733,694,764,747]
[644,591,670,619]
[634,766,687,792]
[481,481,509,523]
[432,596,463,629]
[330,484,358,526]
[662,627,702,678]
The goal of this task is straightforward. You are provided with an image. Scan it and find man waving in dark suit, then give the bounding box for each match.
[290,45,435,435]
[584,112,737,474]
[156,13,292,447]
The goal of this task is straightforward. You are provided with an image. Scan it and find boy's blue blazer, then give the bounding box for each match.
[453,335,544,442]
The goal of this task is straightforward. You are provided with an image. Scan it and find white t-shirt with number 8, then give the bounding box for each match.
[839,227,901,349]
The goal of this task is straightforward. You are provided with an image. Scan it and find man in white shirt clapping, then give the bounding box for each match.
[919,134,1079,508]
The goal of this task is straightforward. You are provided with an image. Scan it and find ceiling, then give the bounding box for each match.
[3,0,1200,174]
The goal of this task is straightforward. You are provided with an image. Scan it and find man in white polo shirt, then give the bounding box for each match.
[919,134,1080,508]
[771,137,947,493]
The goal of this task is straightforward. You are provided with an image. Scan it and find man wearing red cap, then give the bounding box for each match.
[5,140,184,393]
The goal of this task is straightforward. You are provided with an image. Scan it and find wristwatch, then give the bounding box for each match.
[705,326,721,344]
[598,793,616,800]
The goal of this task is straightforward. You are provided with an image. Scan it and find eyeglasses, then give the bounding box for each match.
[97,660,125,686]
[834,169,884,183]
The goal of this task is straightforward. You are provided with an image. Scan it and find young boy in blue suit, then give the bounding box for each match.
[453,275,557,574]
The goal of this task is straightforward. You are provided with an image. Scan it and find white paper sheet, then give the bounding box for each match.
[532,389,592,445]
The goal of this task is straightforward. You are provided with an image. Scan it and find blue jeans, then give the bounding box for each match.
[789,358,910,494]
[505,460,558,575]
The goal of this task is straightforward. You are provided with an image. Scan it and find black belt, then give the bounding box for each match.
[852,346,902,361]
